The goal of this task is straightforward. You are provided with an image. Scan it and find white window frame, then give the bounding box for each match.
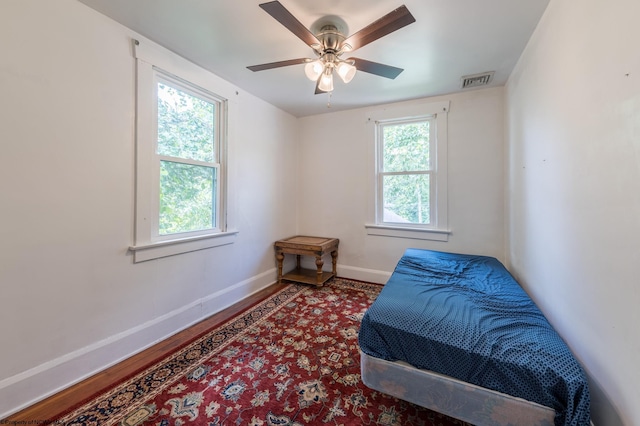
[366,100,450,241]
[130,40,237,262]
[376,116,436,227]
[153,72,223,239]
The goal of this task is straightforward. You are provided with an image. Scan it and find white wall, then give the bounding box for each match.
[0,0,298,417]
[505,0,640,424]
[297,88,506,281]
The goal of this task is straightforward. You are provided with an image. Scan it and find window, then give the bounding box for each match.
[377,117,434,225]
[366,101,450,241]
[156,76,221,236]
[130,40,237,262]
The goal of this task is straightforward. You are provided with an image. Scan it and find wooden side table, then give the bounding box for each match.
[274,236,339,286]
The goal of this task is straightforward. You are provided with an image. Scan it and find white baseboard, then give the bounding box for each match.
[0,268,277,419]
[337,264,391,284]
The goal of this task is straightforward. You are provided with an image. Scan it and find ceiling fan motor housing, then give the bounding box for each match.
[317,25,347,53]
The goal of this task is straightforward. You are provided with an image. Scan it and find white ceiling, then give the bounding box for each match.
[77,0,549,117]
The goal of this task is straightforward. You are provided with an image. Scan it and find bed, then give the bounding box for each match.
[358,248,590,426]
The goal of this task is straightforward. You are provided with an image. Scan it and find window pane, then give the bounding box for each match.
[159,161,216,235]
[157,82,215,163]
[382,121,430,172]
[383,174,430,224]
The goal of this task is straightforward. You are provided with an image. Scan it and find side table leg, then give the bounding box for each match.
[276,252,284,283]
[331,250,338,277]
[315,256,324,285]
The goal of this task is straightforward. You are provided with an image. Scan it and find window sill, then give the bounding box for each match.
[365,224,450,242]
[129,230,239,263]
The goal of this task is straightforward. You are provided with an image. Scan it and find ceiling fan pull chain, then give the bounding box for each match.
[327,91,332,108]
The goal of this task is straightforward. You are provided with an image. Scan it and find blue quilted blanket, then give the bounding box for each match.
[359,249,590,426]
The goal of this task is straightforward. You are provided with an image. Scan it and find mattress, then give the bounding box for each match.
[358,248,590,426]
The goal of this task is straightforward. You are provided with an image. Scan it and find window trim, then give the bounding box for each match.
[130,39,237,262]
[365,100,450,241]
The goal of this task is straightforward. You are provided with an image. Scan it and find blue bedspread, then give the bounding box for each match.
[359,249,590,426]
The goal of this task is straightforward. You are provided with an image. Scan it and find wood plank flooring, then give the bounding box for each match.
[4,281,288,423]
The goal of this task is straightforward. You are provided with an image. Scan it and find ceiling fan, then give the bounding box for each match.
[247,1,416,94]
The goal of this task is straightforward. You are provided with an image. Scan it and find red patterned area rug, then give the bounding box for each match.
[58,278,470,426]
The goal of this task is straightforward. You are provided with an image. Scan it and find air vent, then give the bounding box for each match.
[460,71,495,89]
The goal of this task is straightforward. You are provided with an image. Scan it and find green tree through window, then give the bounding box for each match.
[156,81,219,235]
[379,119,433,225]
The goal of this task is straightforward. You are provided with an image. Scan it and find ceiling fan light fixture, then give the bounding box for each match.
[304,60,324,81]
[318,70,334,92]
[336,61,357,83]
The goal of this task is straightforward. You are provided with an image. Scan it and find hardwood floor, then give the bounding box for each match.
[4,281,288,423]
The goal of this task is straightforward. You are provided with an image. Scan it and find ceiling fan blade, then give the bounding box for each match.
[343,5,415,51]
[247,58,308,72]
[259,1,320,47]
[351,58,404,79]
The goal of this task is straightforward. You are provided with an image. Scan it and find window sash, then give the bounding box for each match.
[379,118,434,173]
[378,171,435,226]
[151,71,223,241]
[155,74,219,163]
[157,160,220,237]
[376,116,436,227]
